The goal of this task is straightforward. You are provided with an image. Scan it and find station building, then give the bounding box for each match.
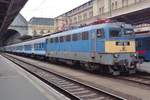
[54,0,150,32]
[28,17,54,36]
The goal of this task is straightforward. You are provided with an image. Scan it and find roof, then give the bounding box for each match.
[0,0,28,33]
[135,33,150,38]
[0,0,28,46]
[29,17,54,25]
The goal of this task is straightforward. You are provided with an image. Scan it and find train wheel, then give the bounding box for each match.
[128,65,137,74]
[108,66,120,76]
[84,63,99,72]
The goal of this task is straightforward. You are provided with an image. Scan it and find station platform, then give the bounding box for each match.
[138,62,150,73]
[0,55,69,100]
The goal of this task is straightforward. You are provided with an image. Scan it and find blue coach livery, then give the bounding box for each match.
[135,33,150,61]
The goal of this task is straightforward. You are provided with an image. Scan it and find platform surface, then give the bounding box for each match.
[0,55,68,100]
[138,62,150,73]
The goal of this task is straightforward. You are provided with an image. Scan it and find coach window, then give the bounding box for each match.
[97,29,104,38]
[37,44,39,49]
[42,43,45,49]
[82,31,89,40]
[50,38,54,43]
[41,43,43,49]
[60,36,64,43]
[66,35,71,42]
[55,37,59,43]
[34,44,37,50]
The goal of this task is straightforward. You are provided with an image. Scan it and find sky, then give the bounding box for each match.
[20,0,90,21]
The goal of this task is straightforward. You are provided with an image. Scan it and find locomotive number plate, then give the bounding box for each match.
[116,41,130,46]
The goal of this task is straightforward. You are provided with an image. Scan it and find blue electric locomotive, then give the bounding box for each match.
[45,22,138,75]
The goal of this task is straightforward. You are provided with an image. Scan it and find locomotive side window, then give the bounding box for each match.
[66,35,71,42]
[72,34,78,41]
[82,31,89,40]
[97,29,104,38]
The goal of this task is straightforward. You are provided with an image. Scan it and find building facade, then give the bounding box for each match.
[28,17,54,36]
[54,0,149,32]
[54,0,93,31]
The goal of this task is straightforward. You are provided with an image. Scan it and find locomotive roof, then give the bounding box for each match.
[49,23,132,38]
[4,22,133,47]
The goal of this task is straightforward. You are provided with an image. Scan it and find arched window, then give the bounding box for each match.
[112,2,114,10]
[33,30,37,36]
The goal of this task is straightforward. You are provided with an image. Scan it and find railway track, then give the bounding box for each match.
[116,75,150,87]
[3,54,125,100]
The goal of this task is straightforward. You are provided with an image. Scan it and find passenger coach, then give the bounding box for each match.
[135,33,150,61]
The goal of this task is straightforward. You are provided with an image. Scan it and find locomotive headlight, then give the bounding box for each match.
[114,54,119,58]
[131,53,137,57]
[134,53,137,57]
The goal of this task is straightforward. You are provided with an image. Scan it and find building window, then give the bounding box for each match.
[115,1,118,9]
[47,30,51,33]
[135,0,142,3]
[99,7,104,15]
[112,2,114,10]
[122,0,128,7]
[40,30,44,34]
[78,15,82,21]
[74,17,77,23]
[33,30,37,36]
[69,19,72,24]
[83,13,87,20]
[89,11,93,17]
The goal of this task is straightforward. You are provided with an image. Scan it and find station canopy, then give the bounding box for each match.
[0,0,27,34]
[112,8,150,25]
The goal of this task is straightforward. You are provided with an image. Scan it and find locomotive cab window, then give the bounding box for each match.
[109,29,121,37]
[97,29,104,38]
